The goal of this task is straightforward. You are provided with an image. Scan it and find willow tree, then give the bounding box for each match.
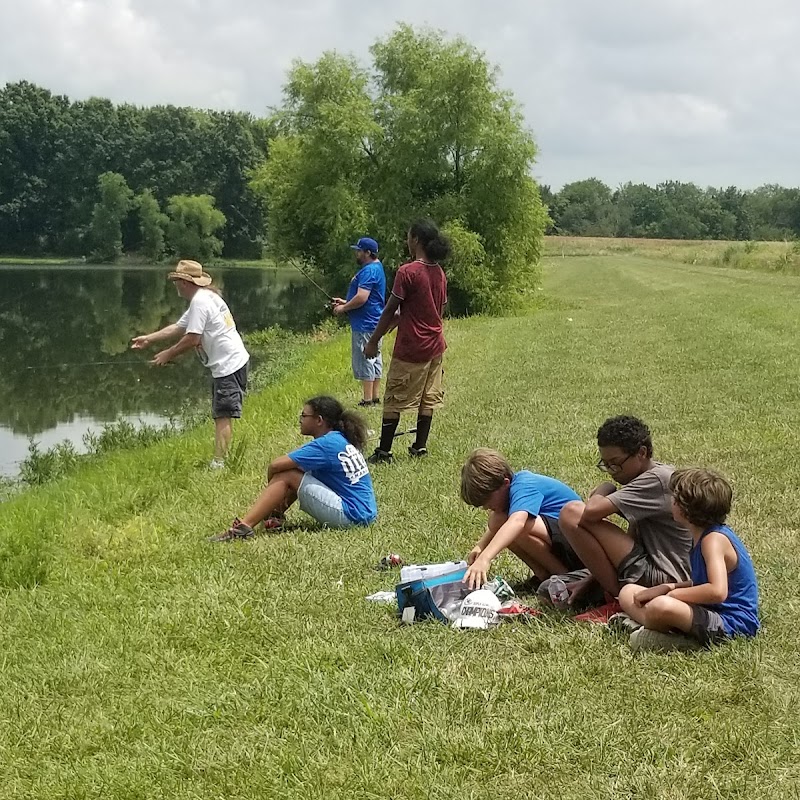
[251,24,548,314]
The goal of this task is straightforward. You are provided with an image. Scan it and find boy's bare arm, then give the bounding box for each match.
[468,526,498,563]
[668,533,732,605]
[634,580,693,606]
[580,493,618,524]
[478,511,528,564]
[464,511,528,589]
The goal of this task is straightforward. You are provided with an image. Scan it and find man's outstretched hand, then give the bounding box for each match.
[151,349,172,367]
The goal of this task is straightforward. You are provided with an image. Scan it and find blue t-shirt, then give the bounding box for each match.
[346,261,386,332]
[288,431,377,525]
[508,471,580,518]
[690,524,760,637]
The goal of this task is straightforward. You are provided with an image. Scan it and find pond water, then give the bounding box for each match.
[0,265,329,477]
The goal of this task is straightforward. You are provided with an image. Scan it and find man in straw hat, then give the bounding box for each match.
[131,260,250,469]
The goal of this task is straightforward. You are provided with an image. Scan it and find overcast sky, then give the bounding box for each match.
[2,0,798,190]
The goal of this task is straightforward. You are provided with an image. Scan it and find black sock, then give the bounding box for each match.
[378,417,400,452]
[413,414,433,450]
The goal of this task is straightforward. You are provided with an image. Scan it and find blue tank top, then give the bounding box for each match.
[690,524,759,637]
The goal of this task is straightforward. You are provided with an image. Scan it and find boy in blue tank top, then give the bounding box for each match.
[619,468,760,652]
[460,448,585,591]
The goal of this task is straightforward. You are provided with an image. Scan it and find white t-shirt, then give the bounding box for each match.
[177,289,249,378]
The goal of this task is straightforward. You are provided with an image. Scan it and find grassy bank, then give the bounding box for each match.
[545,234,800,274]
[1,255,798,798]
[0,255,84,266]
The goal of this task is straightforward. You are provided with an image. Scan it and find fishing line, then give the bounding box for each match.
[22,360,164,371]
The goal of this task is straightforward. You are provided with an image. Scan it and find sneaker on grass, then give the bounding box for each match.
[630,628,703,653]
[606,611,643,634]
[408,445,428,458]
[367,448,393,465]
[209,458,225,470]
[262,516,284,531]
[208,517,255,543]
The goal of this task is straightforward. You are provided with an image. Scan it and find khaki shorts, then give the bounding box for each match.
[383,355,444,414]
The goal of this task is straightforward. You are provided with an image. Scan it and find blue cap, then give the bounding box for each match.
[350,236,379,254]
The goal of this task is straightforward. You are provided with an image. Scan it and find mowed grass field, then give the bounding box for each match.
[1,254,799,798]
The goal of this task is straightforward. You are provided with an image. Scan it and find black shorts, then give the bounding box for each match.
[211,362,248,419]
[542,515,584,572]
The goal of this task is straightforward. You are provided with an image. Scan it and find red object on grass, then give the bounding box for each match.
[573,599,623,624]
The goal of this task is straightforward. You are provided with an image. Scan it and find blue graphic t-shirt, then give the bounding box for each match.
[508,471,580,519]
[690,524,760,637]
[346,261,386,332]
[288,431,377,525]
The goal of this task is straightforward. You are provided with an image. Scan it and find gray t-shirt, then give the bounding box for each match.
[608,462,692,583]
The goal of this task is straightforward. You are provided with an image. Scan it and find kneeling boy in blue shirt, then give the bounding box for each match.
[462,448,585,591]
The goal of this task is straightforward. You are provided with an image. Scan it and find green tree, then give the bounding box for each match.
[136,189,168,262]
[251,24,548,314]
[88,172,133,262]
[0,81,71,253]
[553,178,616,236]
[166,194,226,262]
[615,183,668,237]
[745,185,800,240]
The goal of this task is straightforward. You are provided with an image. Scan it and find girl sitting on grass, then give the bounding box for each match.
[212,395,377,541]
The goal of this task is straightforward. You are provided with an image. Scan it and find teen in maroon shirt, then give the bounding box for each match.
[364,219,450,462]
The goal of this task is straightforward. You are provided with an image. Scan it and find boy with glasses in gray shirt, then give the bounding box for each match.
[538,415,692,623]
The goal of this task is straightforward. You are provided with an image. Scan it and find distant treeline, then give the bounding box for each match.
[542,179,800,241]
[0,81,270,258]
[6,78,800,265]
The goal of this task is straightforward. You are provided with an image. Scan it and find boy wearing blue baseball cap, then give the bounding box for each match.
[332,237,387,406]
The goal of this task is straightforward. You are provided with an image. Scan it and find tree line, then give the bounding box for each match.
[13,25,798,315]
[0,25,550,314]
[542,179,800,241]
[0,81,270,259]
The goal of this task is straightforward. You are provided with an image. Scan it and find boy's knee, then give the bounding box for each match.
[618,584,637,605]
[643,595,673,625]
[618,583,642,614]
[559,500,585,533]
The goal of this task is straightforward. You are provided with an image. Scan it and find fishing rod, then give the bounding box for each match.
[368,427,417,441]
[286,258,334,303]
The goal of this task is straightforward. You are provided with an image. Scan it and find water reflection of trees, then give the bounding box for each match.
[0,267,327,434]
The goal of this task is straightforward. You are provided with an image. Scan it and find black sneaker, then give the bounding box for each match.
[408,445,428,458]
[208,517,255,542]
[357,399,373,407]
[372,397,381,405]
[367,448,394,464]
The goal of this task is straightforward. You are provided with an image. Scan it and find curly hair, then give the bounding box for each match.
[669,468,732,528]
[597,415,653,458]
[305,395,368,452]
[409,218,452,262]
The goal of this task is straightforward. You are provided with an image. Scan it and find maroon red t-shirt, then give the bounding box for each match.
[391,260,447,363]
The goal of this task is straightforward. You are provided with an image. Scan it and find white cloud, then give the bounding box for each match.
[2,0,800,188]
